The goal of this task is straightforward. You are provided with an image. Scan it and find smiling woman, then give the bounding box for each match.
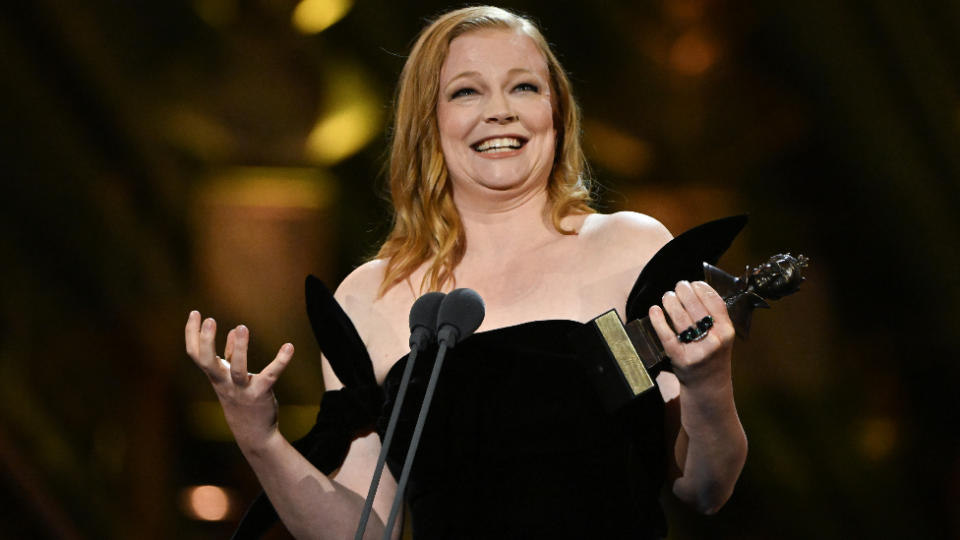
[185,5,748,540]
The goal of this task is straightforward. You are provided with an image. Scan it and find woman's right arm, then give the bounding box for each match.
[184,311,398,540]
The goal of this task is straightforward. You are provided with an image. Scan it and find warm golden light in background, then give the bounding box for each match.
[306,65,382,165]
[584,119,654,177]
[181,485,232,521]
[200,167,336,210]
[292,0,354,34]
[194,168,339,332]
[306,101,382,164]
[161,105,235,162]
[669,29,718,75]
[193,0,238,27]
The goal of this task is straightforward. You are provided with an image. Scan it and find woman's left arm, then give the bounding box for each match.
[650,280,748,515]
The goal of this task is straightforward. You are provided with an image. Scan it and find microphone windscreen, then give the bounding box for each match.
[436,288,485,346]
[409,292,446,349]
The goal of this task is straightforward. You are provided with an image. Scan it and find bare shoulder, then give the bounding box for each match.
[579,211,673,259]
[333,259,412,383]
[322,260,392,388]
[334,259,386,314]
[331,259,393,353]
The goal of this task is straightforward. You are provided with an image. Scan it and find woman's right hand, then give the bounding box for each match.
[184,311,295,452]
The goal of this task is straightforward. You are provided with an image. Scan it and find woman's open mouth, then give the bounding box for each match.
[471,136,527,154]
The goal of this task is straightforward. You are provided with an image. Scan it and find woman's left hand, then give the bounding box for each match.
[648,280,736,389]
[648,280,746,514]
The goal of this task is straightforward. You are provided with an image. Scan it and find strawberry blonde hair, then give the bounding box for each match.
[375,6,593,296]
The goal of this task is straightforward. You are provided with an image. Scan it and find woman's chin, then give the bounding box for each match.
[465,165,550,190]
[468,173,541,193]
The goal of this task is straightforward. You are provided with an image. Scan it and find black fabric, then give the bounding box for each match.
[305,275,376,388]
[379,321,667,540]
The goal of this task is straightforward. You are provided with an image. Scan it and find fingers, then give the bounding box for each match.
[185,310,200,358]
[252,343,295,394]
[653,281,737,388]
[662,280,710,339]
[653,281,727,349]
[648,304,679,351]
[692,281,735,341]
[196,316,226,382]
[661,291,692,332]
[186,312,291,391]
[224,327,236,363]
[692,281,728,319]
[230,325,251,387]
[186,311,223,381]
[674,281,710,323]
[185,310,219,371]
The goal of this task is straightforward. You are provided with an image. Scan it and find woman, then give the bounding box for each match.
[185,6,747,539]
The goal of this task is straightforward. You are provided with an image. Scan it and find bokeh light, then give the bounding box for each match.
[181,485,231,521]
[292,0,353,34]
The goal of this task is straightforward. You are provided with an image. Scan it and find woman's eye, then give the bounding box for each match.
[514,82,539,93]
[451,87,477,99]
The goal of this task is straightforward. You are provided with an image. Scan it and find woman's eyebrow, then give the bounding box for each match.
[444,67,541,87]
[443,70,481,88]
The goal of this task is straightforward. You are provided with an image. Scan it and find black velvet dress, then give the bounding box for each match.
[378,320,667,539]
[230,215,747,540]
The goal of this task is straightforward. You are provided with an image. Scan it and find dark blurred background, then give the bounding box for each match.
[1,0,958,538]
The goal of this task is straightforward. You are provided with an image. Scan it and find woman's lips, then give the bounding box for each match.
[471,136,527,153]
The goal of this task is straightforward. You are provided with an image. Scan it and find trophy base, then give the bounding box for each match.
[570,310,658,413]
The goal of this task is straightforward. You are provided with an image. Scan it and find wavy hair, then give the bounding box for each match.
[375,6,594,296]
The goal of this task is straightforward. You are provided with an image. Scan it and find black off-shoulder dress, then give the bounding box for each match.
[378,320,668,539]
[231,215,747,540]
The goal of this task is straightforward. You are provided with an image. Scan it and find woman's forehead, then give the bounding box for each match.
[440,28,549,82]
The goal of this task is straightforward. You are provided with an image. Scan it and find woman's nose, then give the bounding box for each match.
[484,92,517,124]
[486,111,517,124]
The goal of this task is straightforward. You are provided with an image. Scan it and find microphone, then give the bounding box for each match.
[436,287,485,348]
[354,292,445,540]
[382,288,485,540]
[409,292,447,351]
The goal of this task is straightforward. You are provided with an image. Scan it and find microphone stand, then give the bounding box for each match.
[354,292,445,540]
[381,340,451,539]
[381,288,484,540]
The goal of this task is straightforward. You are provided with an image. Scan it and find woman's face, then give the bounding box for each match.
[437,29,556,204]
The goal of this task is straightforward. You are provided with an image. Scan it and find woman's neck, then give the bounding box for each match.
[456,187,561,263]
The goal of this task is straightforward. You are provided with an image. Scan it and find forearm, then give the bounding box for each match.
[671,375,747,514]
[185,315,395,538]
[238,431,388,540]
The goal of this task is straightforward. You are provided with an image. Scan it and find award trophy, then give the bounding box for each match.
[571,215,808,413]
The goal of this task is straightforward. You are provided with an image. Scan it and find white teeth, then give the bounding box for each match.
[475,137,523,152]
